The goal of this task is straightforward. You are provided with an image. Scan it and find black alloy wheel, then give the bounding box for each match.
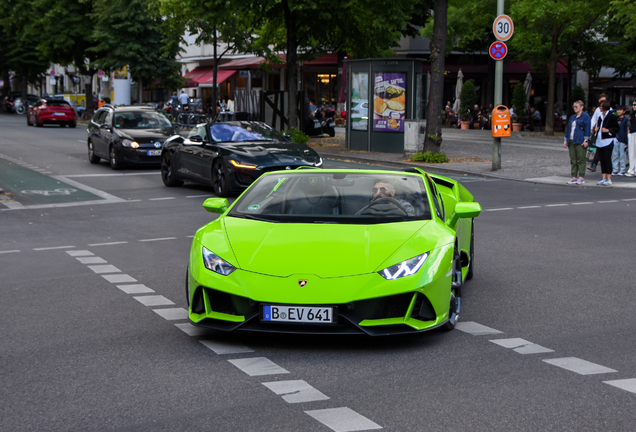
[212,159,231,197]
[109,145,123,170]
[466,219,475,280]
[87,140,100,164]
[443,246,463,331]
[161,152,184,187]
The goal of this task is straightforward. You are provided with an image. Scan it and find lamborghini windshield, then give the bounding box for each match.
[229,171,431,223]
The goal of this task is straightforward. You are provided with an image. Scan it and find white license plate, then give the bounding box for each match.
[328,121,335,127]
[53,112,65,116]
[146,150,161,156]
[262,305,335,324]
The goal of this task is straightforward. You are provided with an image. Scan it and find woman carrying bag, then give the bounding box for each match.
[595,100,620,186]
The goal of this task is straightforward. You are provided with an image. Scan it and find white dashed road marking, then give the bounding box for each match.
[174,323,209,337]
[543,357,618,375]
[305,407,382,432]
[456,321,503,335]
[133,295,175,307]
[228,357,290,376]
[603,379,636,394]
[262,380,330,403]
[489,338,554,354]
[116,284,155,294]
[200,340,254,355]
[88,241,129,246]
[76,257,107,264]
[102,274,137,283]
[33,245,75,251]
[148,197,176,201]
[0,250,20,254]
[153,308,188,320]
[66,250,94,257]
[139,237,177,242]
[88,264,121,274]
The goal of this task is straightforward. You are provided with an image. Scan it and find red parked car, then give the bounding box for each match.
[27,99,77,128]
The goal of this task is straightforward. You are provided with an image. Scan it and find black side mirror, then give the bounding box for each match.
[283,133,292,140]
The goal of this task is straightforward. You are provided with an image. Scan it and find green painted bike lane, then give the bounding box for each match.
[0,157,104,206]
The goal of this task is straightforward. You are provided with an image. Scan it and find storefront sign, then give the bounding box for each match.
[113,66,128,80]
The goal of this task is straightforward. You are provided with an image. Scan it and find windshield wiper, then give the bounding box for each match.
[242,214,280,223]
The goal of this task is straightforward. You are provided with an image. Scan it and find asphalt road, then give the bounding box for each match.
[2,113,636,431]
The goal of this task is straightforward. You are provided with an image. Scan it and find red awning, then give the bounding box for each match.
[182,67,237,87]
[220,57,267,69]
[219,54,338,69]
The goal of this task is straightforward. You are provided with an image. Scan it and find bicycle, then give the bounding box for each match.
[80,108,94,121]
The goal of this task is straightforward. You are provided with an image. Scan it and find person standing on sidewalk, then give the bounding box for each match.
[627,101,636,177]
[596,100,620,186]
[588,94,608,172]
[563,101,591,185]
[612,106,629,176]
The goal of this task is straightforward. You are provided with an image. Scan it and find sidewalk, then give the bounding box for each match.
[308,128,636,189]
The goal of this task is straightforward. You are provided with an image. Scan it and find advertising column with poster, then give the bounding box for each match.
[373,73,406,132]
[351,73,369,131]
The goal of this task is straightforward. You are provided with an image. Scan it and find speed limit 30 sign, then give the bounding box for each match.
[493,15,514,41]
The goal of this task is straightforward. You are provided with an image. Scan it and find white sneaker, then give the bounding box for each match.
[606,179,613,185]
[626,173,634,177]
[597,179,606,185]
[617,172,625,176]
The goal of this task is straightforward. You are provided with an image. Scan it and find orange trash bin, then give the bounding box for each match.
[491,105,512,138]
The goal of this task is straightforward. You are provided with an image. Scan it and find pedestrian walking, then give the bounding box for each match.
[612,105,629,176]
[563,100,591,185]
[595,100,620,186]
[627,100,636,177]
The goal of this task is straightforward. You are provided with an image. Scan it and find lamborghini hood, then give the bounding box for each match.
[213,217,435,278]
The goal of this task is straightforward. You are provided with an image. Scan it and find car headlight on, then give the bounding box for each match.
[314,158,323,167]
[230,160,257,169]
[379,252,429,280]
[121,139,139,149]
[202,246,236,276]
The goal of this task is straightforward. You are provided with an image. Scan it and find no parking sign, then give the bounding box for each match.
[489,42,508,61]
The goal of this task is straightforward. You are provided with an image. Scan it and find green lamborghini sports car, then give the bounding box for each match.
[186,168,481,335]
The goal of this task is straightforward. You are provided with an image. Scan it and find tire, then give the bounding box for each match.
[185,266,190,306]
[109,145,123,170]
[212,158,231,197]
[466,219,475,280]
[443,246,463,331]
[87,140,100,164]
[35,115,43,127]
[16,105,26,115]
[161,152,184,187]
[27,115,32,126]
[327,127,335,137]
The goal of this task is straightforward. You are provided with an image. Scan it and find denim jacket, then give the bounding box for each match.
[564,112,591,145]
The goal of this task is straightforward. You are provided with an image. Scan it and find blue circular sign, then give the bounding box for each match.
[489,42,508,60]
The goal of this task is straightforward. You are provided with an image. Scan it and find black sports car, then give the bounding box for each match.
[87,105,175,170]
[160,121,323,196]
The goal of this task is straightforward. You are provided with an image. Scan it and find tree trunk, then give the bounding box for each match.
[139,76,143,104]
[212,28,218,113]
[544,26,559,136]
[283,0,298,130]
[424,0,448,153]
[336,50,346,113]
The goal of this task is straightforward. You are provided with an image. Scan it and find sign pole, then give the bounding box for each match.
[492,0,505,171]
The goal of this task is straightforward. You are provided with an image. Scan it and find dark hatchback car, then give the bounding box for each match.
[87,105,175,170]
[161,121,323,196]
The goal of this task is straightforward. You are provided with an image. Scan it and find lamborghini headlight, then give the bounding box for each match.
[202,246,236,276]
[379,252,429,280]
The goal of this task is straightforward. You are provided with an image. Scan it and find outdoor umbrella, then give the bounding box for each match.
[524,72,532,112]
[452,70,464,114]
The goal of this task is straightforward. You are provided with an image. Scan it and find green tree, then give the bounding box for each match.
[509,0,606,136]
[91,0,182,103]
[511,82,527,121]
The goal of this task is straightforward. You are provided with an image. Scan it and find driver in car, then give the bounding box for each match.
[357,179,415,216]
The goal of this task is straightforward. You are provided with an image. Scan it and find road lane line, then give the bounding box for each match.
[66,250,94,256]
[139,237,177,242]
[305,407,382,431]
[153,308,188,320]
[133,295,175,307]
[0,250,20,254]
[489,338,554,354]
[543,357,618,375]
[148,197,176,201]
[33,245,75,251]
[63,172,158,178]
[186,195,212,198]
[88,241,129,246]
[227,357,290,376]
[174,323,209,337]
[598,200,619,203]
[456,321,503,335]
[116,284,155,294]
[571,202,594,205]
[88,264,121,274]
[76,257,107,264]
[545,203,569,207]
[263,380,330,403]
[516,206,541,209]
[102,274,137,283]
[621,198,636,201]
[200,340,254,355]
[485,208,513,211]
[603,379,636,394]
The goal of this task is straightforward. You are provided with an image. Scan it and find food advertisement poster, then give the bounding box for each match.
[373,72,406,132]
[351,73,369,131]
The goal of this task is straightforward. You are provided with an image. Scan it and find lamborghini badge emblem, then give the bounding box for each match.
[298,279,308,287]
